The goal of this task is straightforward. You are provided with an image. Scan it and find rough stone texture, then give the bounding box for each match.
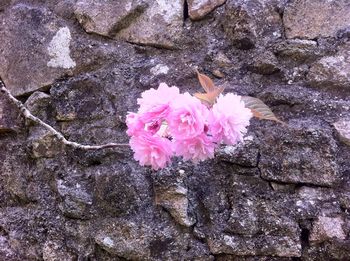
[188,0,226,20]
[0,0,350,260]
[334,119,350,146]
[223,0,283,49]
[0,95,23,133]
[75,0,184,49]
[0,5,74,96]
[247,51,280,75]
[307,43,350,90]
[274,39,321,64]
[309,216,346,245]
[259,121,339,186]
[284,0,350,39]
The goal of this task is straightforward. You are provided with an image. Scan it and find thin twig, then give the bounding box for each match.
[0,79,129,150]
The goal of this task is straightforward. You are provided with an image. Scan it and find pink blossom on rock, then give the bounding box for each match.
[138,104,170,126]
[168,92,209,139]
[126,112,144,136]
[129,133,172,170]
[209,93,252,145]
[137,83,180,113]
[126,104,170,137]
[173,134,216,163]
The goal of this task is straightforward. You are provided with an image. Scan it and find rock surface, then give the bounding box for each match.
[75,0,184,48]
[0,5,75,96]
[0,0,350,260]
[309,216,346,245]
[307,43,350,89]
[223,0,282,49]
[334,119,350,146]
[187,0,226,20]
[284,0,350,39]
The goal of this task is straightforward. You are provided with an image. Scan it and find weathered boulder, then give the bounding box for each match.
[283,0,350,39]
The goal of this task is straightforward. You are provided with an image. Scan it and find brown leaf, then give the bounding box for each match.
[241,96,285,124]
[196,70,215,93]
[195,71,225,106]
[194,86,225,105]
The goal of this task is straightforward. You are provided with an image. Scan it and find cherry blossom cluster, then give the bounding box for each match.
[126,83,252,170]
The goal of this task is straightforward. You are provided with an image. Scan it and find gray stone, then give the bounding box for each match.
[248,51,280,75]
[0,94,22,132]
[56,179,93,219]
[274,39,320,63]
[334,119,350,146]
[74,0,148,38]
[42,240,76,261]
[296,186,340,218]
[0,5,76,96]
[309,216,346,245]
[155,184,195,227]
[216,136,259,167]
[283,0,350,39]
[188,0,226,20]
[24,91,53,123]
[307,44,350,89]
[223,0,282,49]
[259,122,339,186]
[208,234,301,257]
[75,0,184,49]
[95,219,211,260]
[28,127,62,158]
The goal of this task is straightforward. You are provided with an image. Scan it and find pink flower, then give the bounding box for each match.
[137,83,180,113]
[126,112,144,136]
[208,94,252,145]
[167,92,209,139]
[127,100,172,137]
[129,134,172,170]
[173,134,216,163]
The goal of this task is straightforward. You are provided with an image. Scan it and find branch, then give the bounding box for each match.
[0,79,129,150]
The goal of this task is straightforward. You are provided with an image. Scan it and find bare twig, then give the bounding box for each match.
[0,79,129,150]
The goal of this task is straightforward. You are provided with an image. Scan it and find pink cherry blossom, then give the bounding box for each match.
[208,93,252,145]
[126,112,144,136]
[173,134,216,163]
[137,83,180,113]
[167,92,209,139]
[129,134,172,170]
[126,103,171,137]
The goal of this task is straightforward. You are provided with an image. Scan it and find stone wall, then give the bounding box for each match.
[0,0,350,260]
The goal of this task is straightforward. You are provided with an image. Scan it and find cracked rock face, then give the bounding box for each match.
[0,0,350,260]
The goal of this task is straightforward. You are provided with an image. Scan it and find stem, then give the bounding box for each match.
[0,79,129,150]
